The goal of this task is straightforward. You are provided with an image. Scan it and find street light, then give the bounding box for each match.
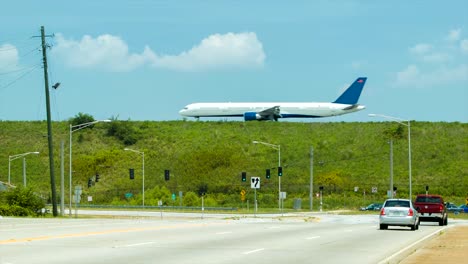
[8,151,40,185]
[124,148,145,207]
[69,119,111,216]
[369,114,412,199]
[252,140,281,210]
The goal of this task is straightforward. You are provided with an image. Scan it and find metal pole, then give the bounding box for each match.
[142,152,145,207]
[23,158,26,186]
[320,190,323,212]
[390,139,394,198]
[69,124,72,217]
[60,140,64,216]
[408,121,412,200]
[278,145,281,211]
[310,146,313,211]
[8,157,11,184]
[254,188,257,217]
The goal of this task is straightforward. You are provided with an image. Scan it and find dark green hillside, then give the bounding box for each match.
[0,121,466,209]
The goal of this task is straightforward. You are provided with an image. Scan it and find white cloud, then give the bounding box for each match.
[0,44,19,72]
[51,32,265,72]
[409,43,432,55]
[396,29,468,87]
[446,29,461,42]
[396,64,468,87]
[409,43,450,63]
[151,32,265,71]
[421,52,451,63]
[461,39,468,54]
[51,34,150,72]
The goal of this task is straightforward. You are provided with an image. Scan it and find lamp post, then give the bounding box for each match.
[369,114,412,199]
[69,119,110,217]
[124,148,145,207]
[8,152,40,185]
[253,140,281,210]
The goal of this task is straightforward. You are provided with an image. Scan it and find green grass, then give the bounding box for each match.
[1,120,467,209]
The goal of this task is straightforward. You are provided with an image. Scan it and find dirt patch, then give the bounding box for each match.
[400,225,468,264]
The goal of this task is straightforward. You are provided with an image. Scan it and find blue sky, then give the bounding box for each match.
[1,1,467,122]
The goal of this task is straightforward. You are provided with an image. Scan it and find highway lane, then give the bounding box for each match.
[0,214,460,264]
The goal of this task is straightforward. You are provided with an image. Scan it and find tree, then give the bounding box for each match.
[70,112,95,127]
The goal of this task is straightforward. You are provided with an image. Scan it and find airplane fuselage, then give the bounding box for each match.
[179,77,367,121]
[179,102,365,119]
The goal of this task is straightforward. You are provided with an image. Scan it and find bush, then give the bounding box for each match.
[2,187,46,216]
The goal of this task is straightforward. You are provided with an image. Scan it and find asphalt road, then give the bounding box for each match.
[1,212,464,264]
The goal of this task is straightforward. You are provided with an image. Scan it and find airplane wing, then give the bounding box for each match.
[259,106,281,121]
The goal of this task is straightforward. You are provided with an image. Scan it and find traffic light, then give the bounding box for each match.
[242,172,246,182]
[266,169,271,179]
[95,173,100,182]
[164,169,170,181]
[319,186,324,191]
[278,166,283,176]
[129,168,134,180]
[87,178,92,188]
[425,185,429,191]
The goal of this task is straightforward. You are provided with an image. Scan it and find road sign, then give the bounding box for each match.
[240,189,246,201]
[372,187,377,193]
[172,193,176,200]
[251,177,260,189]
[280,192,287,199]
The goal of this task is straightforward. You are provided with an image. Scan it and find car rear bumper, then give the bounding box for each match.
[379,216,417,226]
[419,213,445,222]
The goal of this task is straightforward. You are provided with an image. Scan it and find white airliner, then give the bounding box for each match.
[179,77,367,121]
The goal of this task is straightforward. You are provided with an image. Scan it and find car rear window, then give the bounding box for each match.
[385,200,410,207]
[415,196,442,203]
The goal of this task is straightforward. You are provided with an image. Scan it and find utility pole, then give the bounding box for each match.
[38,26,58,216]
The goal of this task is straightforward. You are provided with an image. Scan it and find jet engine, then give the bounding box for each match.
[243,112,262,121]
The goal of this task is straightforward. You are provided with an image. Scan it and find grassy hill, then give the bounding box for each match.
[1,120,466,210]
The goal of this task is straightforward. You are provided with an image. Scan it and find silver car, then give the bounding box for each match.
[379,199,419,231]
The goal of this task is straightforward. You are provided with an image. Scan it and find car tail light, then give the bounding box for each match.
[380,208,386,215]
[408,208,414,216]
[439,205,444,212]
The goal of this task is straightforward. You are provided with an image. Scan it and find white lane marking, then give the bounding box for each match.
[266,226,280,229]
[344,229,353,232]
[116,241,158,248]
[243,248,265,255]
[306,236,320,240]
[216,231,232,235]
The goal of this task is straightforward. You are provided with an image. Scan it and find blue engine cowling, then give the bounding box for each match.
[244,112,261,121]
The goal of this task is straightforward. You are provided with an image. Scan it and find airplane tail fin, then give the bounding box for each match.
[333,77,367,105]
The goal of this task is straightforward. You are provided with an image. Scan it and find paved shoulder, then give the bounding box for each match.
[400,225,468,264]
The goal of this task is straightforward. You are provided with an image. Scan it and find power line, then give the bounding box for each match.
[0,64,41,92]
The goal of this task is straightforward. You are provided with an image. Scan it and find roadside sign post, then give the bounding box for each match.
[201,195,204,219]
[74,185,82,218]
[251,177,260,216]
[158,200,163,219]
[280,192,287,216]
